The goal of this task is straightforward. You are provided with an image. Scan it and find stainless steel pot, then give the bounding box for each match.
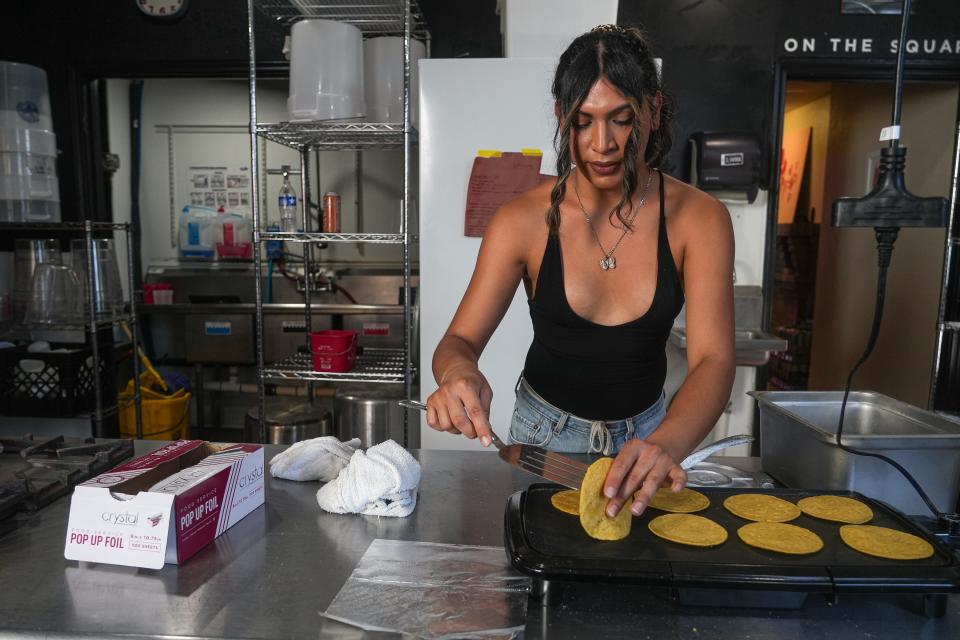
[244,398,333,444]
[335,384,414,447]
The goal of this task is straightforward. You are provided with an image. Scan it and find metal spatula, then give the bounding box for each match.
[399,399,588,487]
[399,400,753,489]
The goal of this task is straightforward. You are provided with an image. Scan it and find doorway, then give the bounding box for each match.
[768,79,958,408]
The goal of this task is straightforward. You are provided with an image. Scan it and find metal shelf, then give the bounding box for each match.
[263,349,410,383]
[254,0,429,38]
[138,303,405,315]
[0,221,131,231]
[256,121,414,151]
[1,222,143,438]
[247,0,424,445]
[6,313,137,333]
[259,231,413,244]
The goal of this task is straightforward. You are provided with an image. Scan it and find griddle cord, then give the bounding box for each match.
[832,0,950,527]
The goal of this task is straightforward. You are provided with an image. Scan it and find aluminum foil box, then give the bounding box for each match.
[64,440,265,569]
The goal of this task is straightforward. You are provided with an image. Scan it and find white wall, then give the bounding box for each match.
[500,0,619,59]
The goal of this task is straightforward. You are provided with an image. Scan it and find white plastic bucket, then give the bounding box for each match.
[0,127,56,155]
[0,174,59,199]
[0,62,59,222]
[0,199,60,222]
[363,37,425,127]
[0,152,56,177]
[287,20,365,122]
[0,62,53,130]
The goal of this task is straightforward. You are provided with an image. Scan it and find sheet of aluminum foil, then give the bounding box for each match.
[323,539,531,639]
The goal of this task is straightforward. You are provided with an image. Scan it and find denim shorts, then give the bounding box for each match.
[508,376,666,455]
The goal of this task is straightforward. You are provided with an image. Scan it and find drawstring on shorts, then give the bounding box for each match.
[588,421,612,456]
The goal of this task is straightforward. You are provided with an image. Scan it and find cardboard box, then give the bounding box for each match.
[64,440,265,569]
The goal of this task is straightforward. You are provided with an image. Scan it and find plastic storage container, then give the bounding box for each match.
[0,342,113,417]
[0,61,53,129]
[310,329,357,372]
[363,36,426,126]
[0,61,59,222]
[216,211,253,260]
[287,20,365,121]
[178,205,218,260]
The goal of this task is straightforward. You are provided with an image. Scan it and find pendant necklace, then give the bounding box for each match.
[572,167,655,271]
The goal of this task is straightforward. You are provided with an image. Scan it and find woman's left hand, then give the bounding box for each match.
[602,439,686,518]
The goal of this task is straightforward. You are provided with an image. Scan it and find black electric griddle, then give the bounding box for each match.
[505,485,960,611]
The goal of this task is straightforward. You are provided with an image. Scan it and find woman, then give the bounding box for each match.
[425,25,735,520]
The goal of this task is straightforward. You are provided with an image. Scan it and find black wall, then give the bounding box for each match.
[618,0,960,181]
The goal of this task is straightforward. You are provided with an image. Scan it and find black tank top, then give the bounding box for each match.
[523,170,685,420]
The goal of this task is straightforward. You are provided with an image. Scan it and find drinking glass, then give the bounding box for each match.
[12,238,60,323]
[70,238,124,320]
[24,263,83,325]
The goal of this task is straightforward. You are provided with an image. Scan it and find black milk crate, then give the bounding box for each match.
[0,339,115,418]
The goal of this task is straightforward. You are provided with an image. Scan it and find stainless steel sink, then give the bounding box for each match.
[669,326,787,366]
[668,286,787,366]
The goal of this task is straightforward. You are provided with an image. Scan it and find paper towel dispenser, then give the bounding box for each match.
[689,132,761,203]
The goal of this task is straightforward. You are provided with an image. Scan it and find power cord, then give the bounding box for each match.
[834,227,945,521]
[828,0,955,530]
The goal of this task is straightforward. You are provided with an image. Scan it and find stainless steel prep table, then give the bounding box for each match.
[0,443,957,639]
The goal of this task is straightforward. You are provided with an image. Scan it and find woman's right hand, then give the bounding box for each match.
[425,364,495,447]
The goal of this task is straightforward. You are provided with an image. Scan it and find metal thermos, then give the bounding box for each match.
[322,192,341,233]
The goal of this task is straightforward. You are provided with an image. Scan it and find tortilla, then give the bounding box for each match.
[797,495,873,524]
[839,524,935,560]
[738,521,824,555]
[550,489,580,515]
[646,487,710,514]
[579,457,632,541]
[723,493,801,522]
[648,513,728,547]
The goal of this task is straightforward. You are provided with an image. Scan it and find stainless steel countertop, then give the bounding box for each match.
[0,445,956,639]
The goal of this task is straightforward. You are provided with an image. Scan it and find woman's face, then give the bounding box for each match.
[569,75,658,190]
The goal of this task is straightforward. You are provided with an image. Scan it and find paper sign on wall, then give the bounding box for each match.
[463,151,548,237]
[186,165,251,215]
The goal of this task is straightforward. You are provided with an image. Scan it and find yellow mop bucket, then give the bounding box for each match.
[119,373,191,440]
[118,322,191,439]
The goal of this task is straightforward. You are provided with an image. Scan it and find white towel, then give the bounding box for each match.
[269,436,361,482]
[316,439,421,518]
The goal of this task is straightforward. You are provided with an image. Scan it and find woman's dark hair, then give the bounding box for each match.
[547,24,674,233]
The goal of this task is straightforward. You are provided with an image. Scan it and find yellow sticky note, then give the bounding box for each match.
[521,148,543,156]
[477,150,502,158]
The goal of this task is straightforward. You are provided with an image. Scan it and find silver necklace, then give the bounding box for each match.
[572,168,655,271]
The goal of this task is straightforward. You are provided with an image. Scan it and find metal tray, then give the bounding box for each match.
[504,485,960,605]
[750,391,960,515]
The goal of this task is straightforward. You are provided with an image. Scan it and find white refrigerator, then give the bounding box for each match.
[418,58,558,450]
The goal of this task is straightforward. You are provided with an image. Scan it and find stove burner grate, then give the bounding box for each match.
[0,434,134,531]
